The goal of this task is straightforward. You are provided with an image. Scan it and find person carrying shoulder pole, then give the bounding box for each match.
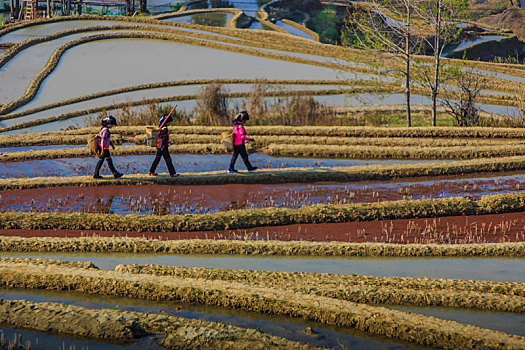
[149,109,179,177]
[93,116,123,179]
[229,111,257,173]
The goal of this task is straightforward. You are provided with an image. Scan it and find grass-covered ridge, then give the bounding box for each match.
[119,264,525,311]
[0,237,522,257]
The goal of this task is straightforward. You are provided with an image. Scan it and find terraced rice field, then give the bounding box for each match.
[1,11,525,350]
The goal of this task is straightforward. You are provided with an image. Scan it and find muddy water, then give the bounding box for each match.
[1,210,522,244]
[0,288,417,350]
[2,173,525,215]
[0,325,158,350]
[1,252,524,281]
[387,305,525,338]
[0,153,431,177]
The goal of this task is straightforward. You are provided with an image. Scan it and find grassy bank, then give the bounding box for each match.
[32,125,525,139]
[119,264,525,312]
[0,259,522,349]
[0,236,522,257]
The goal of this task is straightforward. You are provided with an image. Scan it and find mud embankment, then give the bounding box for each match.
[0,298,312,349]
[0,259,523,349]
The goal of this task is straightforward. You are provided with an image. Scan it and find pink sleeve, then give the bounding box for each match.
[239,127,252,141]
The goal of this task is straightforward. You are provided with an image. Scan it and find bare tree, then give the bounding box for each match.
[442,72,485,126]
[343,0,421,127]
[412,0,468,126]
[518,88,525,120]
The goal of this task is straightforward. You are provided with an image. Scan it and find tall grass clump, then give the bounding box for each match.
[194,83,231,126]
[241,83,339,126]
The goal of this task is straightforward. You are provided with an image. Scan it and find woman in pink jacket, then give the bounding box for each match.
[229,111,257,173]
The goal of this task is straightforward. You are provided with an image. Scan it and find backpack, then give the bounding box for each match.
[87,134,101,156]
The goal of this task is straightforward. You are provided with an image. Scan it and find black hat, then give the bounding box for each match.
[159,114,173,127]
[239,111,249,121]
[101,115,117,127]
[233,111,250,124]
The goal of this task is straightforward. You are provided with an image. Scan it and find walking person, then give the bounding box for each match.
[229,111,257,173]
[149,114,179,177]
[93,116,123,179]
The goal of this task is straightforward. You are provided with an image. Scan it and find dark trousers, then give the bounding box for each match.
[149,147,176,175]
[94,149,117,175]
[229,144,253,170]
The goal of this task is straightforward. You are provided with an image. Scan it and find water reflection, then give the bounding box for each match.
[165,12,233,27]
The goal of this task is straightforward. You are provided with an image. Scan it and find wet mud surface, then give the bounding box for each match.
[1,174,525,215]
[0,325,157,350]
[0,153,430,178]
[1,211,524,244]
[0,288,414,350]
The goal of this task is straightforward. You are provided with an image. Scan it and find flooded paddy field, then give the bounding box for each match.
[3,84,345,125]
[5,91,519,134]
[164,13,234,27]
[2,172,525,214]
[275,21,314,40]
[0,144,83,153]
[4,38,341,106]
[2,11,525,349]
[1,252,524,281]
[0,287,418,350]
[1,210,523,243]
[2,285,524,340]
[387,304,525,337]
[0,19,237,43]
[0,325,155,350]
[0,153,432,178]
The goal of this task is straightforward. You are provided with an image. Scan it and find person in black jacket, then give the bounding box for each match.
[148,114,179,177]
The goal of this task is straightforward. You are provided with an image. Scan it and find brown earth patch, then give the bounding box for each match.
[477,7,525,40]
[1,175,523,214]
[0,212,523,244]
